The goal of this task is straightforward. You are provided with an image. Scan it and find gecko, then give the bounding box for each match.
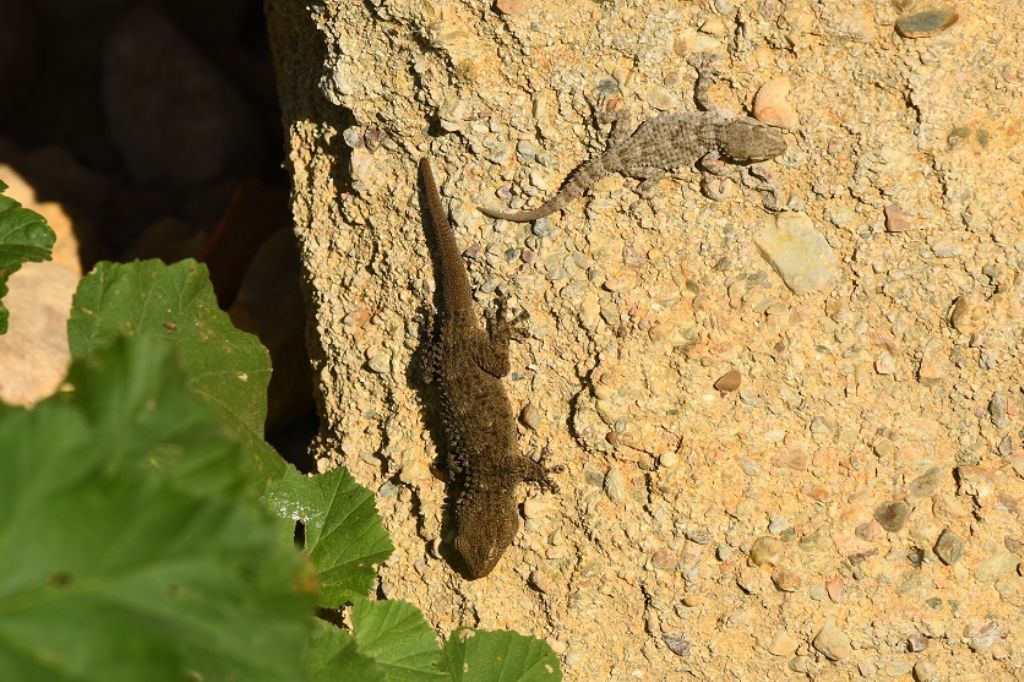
[419,157,562,579]
[478,55,787,222]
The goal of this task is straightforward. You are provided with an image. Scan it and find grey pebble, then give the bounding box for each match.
[989,391,1007,428]
[909,466,944,497]
[933,529,964,565]
[906,634,928,652]
[873,499,910,532]
[604,466,625,502]
[662,632,691,657]
[895,8,959,38]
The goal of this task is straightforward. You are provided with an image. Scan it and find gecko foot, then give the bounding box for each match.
[489,296,530,342]
[741,166,785,212]
[521,447,564,493]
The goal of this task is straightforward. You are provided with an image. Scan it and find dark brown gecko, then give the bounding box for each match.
[419,157,562,579]
[479,55,787,222]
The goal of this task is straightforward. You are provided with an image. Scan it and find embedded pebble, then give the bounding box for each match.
[714,368,742,392]
[812,619,852,661]
[772,566,801,592]
[650,548,677,571]
[873,499,910,532]
[884,204,913,232]
[662,633,691,657]
[604,466,626,502]
[910,467,944,497]
[768,630,800,656]
[907,634,928,652]
[913,659,939,682]
[917,352,947,384]
[931,240,963,258]
[895,8,959,38]
[858,660,877,677]
[989,392,1007,428]
[754,213,838,295]
[825,576,845,602]
[495,0,534,16]
[753,77,799,129]
[520,403,542,430]
[529,569,557,594]
[975,552,1019,582]
[969,621,1002,652]
[749,536,785,566]
[875,350,896,375]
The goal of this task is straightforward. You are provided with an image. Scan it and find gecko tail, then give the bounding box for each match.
[478,156,606,222]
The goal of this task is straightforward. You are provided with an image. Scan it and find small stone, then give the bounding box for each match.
[989,392,1007,429]
[753,77,799,129]
[772,566,801,592]
[826,576,845,602]
[754,213,839,295]
[917,351,946,384]
[749,536,785,566]
[768,630,800,656]
[714,368,742,392]
[884,204,913,232]
[910,467,944,497]
[875,350,896,375]
[366,351,390,373]
[520,403,542,430]
[969,621,1001,652]
[813,619,852,661]
[528,568,556,594]
[662,632,691,657]
[650,547,677,571]
[495,0,534,16]
[949,295,983,333]
[907,634,928,652]
[858,660,877,677]
[874,499,910,532]
[604,466,625,502]
[913,659,939,682]
[931,240,962,258]
[975,552,1019,582]
[896,8,959,38]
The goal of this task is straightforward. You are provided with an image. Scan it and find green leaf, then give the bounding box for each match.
[0,178,56,334]
[0,338,314,682]
[442,628,562,682]
[304,618,386,682]
[350,598,446,681]
[67,259,285,486]
[265,466,394,607]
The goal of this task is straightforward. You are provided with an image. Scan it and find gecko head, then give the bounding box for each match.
[718,118,787,163]
[454,491,520,579]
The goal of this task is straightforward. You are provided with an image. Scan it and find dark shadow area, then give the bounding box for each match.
[0,0,318,471]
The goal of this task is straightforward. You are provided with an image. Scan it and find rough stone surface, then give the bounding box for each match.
[754,212,838,294]
[266,0,1024,678]
[813,619,852,661]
